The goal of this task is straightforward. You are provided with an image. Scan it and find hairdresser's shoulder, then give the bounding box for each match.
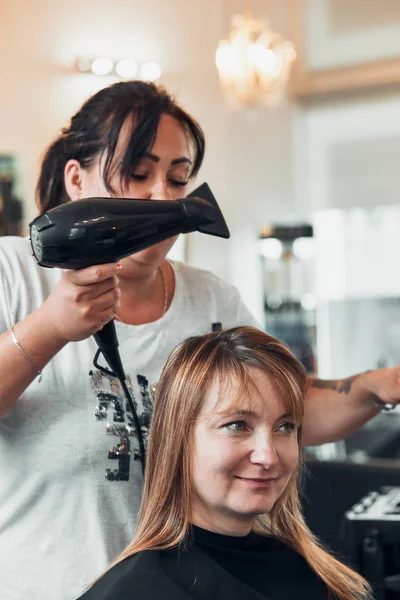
[0,235,34,268]
[173,260,239,295]
[76,550,192,600]
[0,235,61,293]
[0,234,31,254]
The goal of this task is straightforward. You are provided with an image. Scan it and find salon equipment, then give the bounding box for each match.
[29,182,229,378]
[259,223,316,375]
[343,487,400,600]
[29,183,229,270]
[29,183,229,471]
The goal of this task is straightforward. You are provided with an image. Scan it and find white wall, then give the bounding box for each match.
[0,0,297,323]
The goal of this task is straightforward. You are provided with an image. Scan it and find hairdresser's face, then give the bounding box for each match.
[191,370,299,536]
[77,114,193,267]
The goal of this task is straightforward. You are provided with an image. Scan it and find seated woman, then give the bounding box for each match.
[77,326,371,600]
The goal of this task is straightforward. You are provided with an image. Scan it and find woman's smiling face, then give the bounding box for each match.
[190,368,300,535]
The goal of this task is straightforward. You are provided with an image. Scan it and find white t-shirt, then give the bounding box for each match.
[0,236,259,600]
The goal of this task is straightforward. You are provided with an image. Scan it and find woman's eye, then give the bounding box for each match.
[169,179,189,187]
[223,421,248,433]
[278,422,297,434]
[131,174,148,181]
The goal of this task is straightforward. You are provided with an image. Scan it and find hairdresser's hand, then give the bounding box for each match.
[40,264,121,342]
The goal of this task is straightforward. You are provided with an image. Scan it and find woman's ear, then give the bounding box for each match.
[64,159,83,201]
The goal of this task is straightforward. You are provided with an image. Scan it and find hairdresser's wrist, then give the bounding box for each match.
[8,307,68,377]
[358,369,399,412]
[0,310,69,418]
[27,306,69,352]
[37,311,73,346]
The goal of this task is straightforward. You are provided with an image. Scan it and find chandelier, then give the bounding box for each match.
[215,9,297,107]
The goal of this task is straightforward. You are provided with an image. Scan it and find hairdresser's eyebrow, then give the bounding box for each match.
[171,157,192,166]
[144,152,160,163]
[144,152,192,166]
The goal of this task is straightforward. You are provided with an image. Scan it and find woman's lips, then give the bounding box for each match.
[235,476,278,488]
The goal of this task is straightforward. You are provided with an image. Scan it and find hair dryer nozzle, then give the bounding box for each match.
[187,183,230,239]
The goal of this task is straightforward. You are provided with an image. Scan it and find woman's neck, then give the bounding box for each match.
[191,513,253,537]
[116,259,174,325]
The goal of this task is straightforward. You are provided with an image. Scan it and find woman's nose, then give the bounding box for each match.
[249,438,279,468]
[149,178,171,201]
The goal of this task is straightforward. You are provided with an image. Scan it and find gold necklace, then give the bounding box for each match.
[159,263,168,316]
[114,264,168,322]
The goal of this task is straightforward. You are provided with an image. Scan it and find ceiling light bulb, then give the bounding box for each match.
[91,57,114,76]
[251,46,276,74]
[75,57,92,73]
[215,43,237,75]
[139,61,162,82]
[115,58,138,78]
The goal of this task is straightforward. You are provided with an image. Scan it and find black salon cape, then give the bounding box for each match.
[77,531,328,600]
[77,542,270,600]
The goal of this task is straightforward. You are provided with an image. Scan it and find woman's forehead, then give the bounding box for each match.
[151,114,192,156]
[115,113,191,159]
[201,370,288,419]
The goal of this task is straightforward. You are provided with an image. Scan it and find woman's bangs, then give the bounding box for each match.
[119,107,159,185]
[202,356,305,424]
[212,364,253,416]
[271,373,304,425]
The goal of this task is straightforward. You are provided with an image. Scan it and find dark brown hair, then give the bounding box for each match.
[36,80,205,213]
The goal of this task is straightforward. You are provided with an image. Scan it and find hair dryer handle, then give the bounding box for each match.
[93,320,126,381]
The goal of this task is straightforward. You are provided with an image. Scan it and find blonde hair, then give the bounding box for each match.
[116,326,371,600]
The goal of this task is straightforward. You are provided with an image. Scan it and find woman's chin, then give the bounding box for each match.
[138,237,176,263]
[126,242,175,266]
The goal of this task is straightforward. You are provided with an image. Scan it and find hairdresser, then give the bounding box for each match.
[78,326,372,600]
[0,80,398,600]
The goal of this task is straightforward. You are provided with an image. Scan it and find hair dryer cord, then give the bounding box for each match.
[93,349,146,474]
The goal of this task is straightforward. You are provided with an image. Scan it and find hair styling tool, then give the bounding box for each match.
[29,183,229,471]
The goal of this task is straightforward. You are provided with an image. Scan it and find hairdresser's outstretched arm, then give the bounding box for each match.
[302,369,400,446]
[0,263,120,418]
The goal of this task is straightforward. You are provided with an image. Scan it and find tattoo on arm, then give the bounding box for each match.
[310,375,358,395]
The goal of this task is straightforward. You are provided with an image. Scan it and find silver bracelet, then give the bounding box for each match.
[374,398,396,411]
[10,326,43,382]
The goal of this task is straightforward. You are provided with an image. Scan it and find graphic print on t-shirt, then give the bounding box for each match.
[90,368,154,481]
[89,322,222,481]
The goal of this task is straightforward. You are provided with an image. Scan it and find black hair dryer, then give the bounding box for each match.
[29,183,230,381]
